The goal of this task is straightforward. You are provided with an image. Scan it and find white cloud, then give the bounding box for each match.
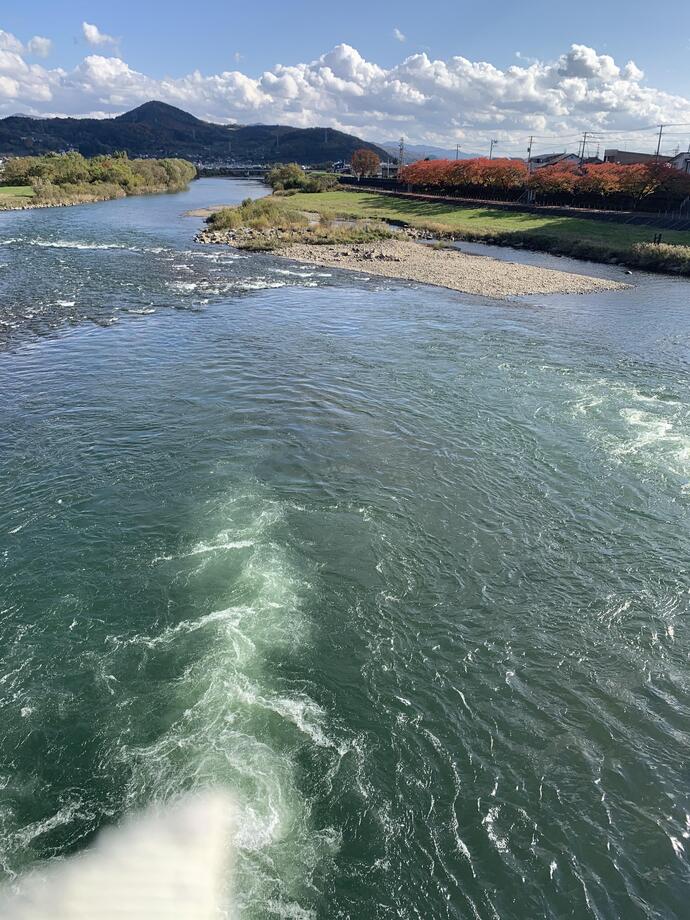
[27,36,52,58]
[0,30,23,54]
[393,28,406,43]
[82,22,117,48]
[0,40,688,154]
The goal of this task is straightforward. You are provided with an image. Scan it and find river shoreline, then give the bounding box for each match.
[277,239,629,297]
[0,185,193,212]
[198,224,629,298]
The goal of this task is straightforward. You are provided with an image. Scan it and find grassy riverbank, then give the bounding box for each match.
[0,185,36,207]
[198,198,627,297]
[204,197,394,250]
[284,190,690,275]
[0,153,196,210]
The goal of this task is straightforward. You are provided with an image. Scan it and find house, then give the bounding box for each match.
[380,161,398,179]
[669,151,690,173]
[603,149,671,165]
[529,153,580,169]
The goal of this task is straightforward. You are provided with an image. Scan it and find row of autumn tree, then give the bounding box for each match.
[398,158,690,209]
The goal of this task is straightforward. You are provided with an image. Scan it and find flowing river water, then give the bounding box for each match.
[0,179,689,918]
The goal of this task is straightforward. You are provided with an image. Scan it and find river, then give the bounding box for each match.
[1,178,689,918]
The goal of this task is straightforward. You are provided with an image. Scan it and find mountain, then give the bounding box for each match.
[0,101,390,165]
[378,140,478,161]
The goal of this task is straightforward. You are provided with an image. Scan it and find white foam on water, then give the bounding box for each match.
[482,806,508,854]
[168,280,199,292]
[152,537,255,563]
[236,280,288,291]
[669,836,685,858]
[568,379,690,487]
[26,239,129,250]
[15,239,171,254]
[109,487,337,916]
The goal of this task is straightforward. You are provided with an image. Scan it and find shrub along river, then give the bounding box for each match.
[0,179,689,918]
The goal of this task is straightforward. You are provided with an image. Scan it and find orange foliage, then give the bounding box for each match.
[398,157,690,206]
[400,157,527,191]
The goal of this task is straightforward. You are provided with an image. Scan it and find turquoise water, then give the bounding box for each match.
[1,180,689,918]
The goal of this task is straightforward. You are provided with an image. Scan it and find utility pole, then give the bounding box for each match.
[526,135,534,173]
[398,137,405,170]
[489,139,498,159]
[655,124,666,160]
[579,131,589,165]
[455,144,461,160]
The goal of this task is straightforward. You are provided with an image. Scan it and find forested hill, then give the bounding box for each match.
[0,101,390,165]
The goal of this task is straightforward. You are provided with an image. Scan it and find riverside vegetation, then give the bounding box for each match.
[202,197,395,251]
[399,157,690,211]
[199,188,690,275]
[0,152,196,209]
[198,196,626,297]
[278,189,690,276]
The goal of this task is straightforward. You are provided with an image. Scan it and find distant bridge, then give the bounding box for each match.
[197,166,269,178]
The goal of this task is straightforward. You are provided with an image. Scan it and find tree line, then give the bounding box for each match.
[399,158,690,210]
[266,163,338,193]
[1,152,197,203]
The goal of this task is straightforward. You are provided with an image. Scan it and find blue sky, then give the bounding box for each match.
[3,0,687,92]
[1,1,690,153]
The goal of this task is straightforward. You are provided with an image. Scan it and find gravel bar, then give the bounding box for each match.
[278,239,629,298]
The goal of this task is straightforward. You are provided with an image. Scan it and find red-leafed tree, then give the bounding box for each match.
[527,164,579,196]
[577,163,626,199]
[351,148,381,179]
[399,156,690,209]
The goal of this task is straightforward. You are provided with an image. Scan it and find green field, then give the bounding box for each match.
[287,189,690,250]
[0,186,35,198]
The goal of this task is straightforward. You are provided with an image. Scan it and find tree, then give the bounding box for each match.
[527,164,579,196]
[267,162,306,191]
[351,148,380,179]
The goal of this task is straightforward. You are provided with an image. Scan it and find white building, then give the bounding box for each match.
[669,151,690,174]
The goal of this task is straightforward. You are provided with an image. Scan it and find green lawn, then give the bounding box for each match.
[0,185,35,198]
[287,190,690,250]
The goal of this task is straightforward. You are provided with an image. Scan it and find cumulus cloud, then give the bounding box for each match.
[27,36,52,58]
[0,30,23,54]
[0,39,688,153]
[82,22,117,48]
[393,28,406,43]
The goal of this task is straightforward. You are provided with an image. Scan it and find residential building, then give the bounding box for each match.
[669,151,690,173]
[603,149,671,165]
[529,153,580,169]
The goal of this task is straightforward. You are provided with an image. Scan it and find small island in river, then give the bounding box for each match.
[196,197,628,299]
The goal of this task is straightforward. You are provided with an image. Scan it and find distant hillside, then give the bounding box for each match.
[0,101,390,165]
[378,141,478,161]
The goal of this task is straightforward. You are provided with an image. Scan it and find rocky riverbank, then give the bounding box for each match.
[194,196,631,297]
[278,240,628,297]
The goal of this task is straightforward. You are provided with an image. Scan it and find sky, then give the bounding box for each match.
[1,0,690,157]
